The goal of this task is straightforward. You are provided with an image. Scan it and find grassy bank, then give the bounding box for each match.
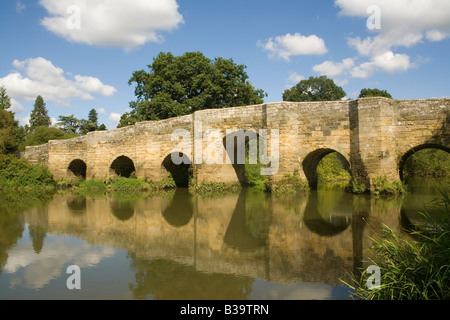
[343,188,450,300]
[0,154,54,191]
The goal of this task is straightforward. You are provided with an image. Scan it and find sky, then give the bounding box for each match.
[1,0,449,130]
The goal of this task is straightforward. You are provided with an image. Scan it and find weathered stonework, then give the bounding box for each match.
[23,98,450,190]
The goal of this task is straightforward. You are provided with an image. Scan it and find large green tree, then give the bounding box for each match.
[359,88,392,99]
[30,96,51,130]
[0,88,22,154]
[119,52,266,127]
[283,76,346,102]
[0,86,12,111]
[21,126,78,149]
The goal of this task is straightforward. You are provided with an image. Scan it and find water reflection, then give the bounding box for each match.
[0,178,448,299]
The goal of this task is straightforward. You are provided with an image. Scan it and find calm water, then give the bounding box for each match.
[0,177,448,300]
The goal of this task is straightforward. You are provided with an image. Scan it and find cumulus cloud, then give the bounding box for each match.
[351,51,413,79]
[0,57,116,105]
[109,112,122,124]
[258,33,327,61]
[313,58,355,78]
[39,0,184,50]
[336,0,450,56]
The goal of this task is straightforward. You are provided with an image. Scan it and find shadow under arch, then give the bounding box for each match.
[162,189,194,227]
[162,152,192,188]
[222,130,259,186]
[399,144,450,181]
[303,190,353,237]
[110,156,136,178]
[68,159,87,179]
[302,148,351,190]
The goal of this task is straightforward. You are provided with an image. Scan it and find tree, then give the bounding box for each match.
[0,109,21,154]
[58,115,81,134]
[359,88,392,99]
[0,88,22,154]
[120,51,266,127]
[30,96,51,130]
[88,109,98,125]
[0,86,11,110]
[21,126,78,149]
[283,76,346,102]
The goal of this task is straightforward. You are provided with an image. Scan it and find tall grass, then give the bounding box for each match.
[343,189,450,300]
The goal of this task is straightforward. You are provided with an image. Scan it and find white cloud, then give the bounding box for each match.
[10,98,26,114]
[97,107,106,114]
[287,72,305,85]
[109,112,122,124]
[313,58,355,77]
[16,1,25,13]
[426,29,450,42]
[0,57,116,105]
[258,33,327,61]
[39,0,184,51]
[335,0,450,56]
[351,51,413,79]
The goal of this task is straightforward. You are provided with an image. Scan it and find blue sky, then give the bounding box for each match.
[1,0,449,129]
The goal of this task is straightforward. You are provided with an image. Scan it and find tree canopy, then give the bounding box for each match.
[30,96,51,130]
[119,51,266,127]
[0,86,12,111]
[283,76,346,102]
[0,88,22,154]
[359,88,392,99]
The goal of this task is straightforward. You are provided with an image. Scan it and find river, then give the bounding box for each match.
[0,177,448,300]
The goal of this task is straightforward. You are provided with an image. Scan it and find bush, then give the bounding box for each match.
[372,176,408,196]
[0,154,54,189]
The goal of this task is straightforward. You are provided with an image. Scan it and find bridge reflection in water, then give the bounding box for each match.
[7,181,433,300]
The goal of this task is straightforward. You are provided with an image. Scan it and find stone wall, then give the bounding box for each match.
[23,98,450,188]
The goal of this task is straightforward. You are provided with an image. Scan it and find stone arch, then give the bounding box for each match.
[67,159,87,179]
[162,152,192,188]
[302,148,351,189]
[222,129,260,186]
[398,144,450,180]
[110,156,136,178]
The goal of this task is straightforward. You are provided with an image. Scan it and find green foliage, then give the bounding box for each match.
[372,176,408,196]
[343,190,450,300]
[358,88,392,99]
[270,169,309,196]
[0,109,22,154]
[0,154,54,189]
[120,51,266,127]
[30,96,51,130]
[20,126,78,150]
[317,152,351,184]
[283,76,346,102]
[403,149,450,178]
[349,177,367,194]
[0,86,12,110]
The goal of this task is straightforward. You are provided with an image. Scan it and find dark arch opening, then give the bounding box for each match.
[302,149,351,189]
[399,144,450,181]
[68,159,87,179]
[223,130,260,187]
[162,153,192,188]
[110,156,136,178]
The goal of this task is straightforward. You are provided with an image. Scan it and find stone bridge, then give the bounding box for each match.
[23,97,450,191]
